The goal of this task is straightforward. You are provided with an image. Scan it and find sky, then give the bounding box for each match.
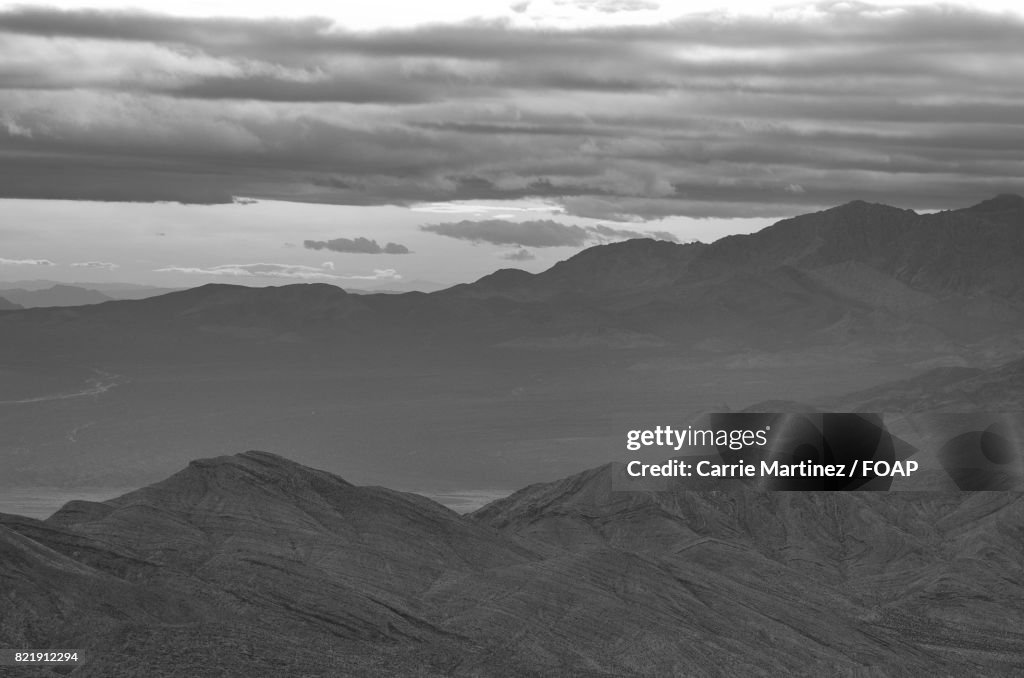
[1,0,1022,288]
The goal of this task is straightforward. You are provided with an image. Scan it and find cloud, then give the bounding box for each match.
[502,248,536,261]
[154,262,400,280]
[71,261,119,270]
[303,237,411,254]
[0,5,1022,216]
[343,268,401,280]
[589,224,679,242]
[422,219,590,247]
[421,218,678,247]
[0,257,55,266]
[568,0,661,13]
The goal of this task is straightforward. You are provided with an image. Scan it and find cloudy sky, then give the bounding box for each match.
[1,0,1021,288]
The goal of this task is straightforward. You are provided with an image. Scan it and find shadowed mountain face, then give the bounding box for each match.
[471,464,1024,675]
[440,197,1024,351]
[0,295,21,310]
[3,195,1023,355]
[832,358,1024,412]
[2,451,1021,676]
[447,196,1024,303]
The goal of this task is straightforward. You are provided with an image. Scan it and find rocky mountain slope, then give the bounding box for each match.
[471,464,1024,675]
[2,451,1022,676]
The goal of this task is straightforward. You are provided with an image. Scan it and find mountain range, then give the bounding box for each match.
[0,284,114,308]
[441,195,1024,351]
[4,195,1023,351]
[1,195,1022,493]
[0,280,180,299]
[2,450,1021,676]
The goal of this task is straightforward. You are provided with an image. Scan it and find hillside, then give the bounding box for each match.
[471,464,1024,674]
[3,451,1022,676]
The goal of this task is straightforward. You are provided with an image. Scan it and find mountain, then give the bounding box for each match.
[1,451,541,676]
[0,284,113,308]
[4,195,1023,353]
[4,450,1021,676]
[963,192,1024,216]
[350,279,452,294]
[833,356,1024,412]
[444,196,1024,303]
[1,196,1023,492]
[0,279,82,291]
[0,295,21,310]
[81,282,183,300]
[0,280,180,300]
[471,463,1024,675]
[428,196,1024,353]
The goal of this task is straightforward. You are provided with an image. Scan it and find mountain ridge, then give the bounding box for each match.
[3,450,1022,676]
[3,195,1022,350]
[447,194,1023,303]
[0,283,114,308]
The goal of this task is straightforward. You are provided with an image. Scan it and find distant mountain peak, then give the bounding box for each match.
[0,284,112,308]
[186,282,347,294]
[476,268,535,284]
[965,193,1024,213]
[825,199,915,217]
[189,449,295,468]
[186,449,352,485]
[157,282,352,314]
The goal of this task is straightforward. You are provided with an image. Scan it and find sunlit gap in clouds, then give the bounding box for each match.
[408,199,564,215]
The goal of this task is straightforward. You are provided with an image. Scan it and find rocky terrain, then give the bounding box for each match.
[2,451,1022,676]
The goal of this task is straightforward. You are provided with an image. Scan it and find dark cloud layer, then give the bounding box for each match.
[1,4,1022,217]
[421,219,678,247]
[304,237,411,254]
